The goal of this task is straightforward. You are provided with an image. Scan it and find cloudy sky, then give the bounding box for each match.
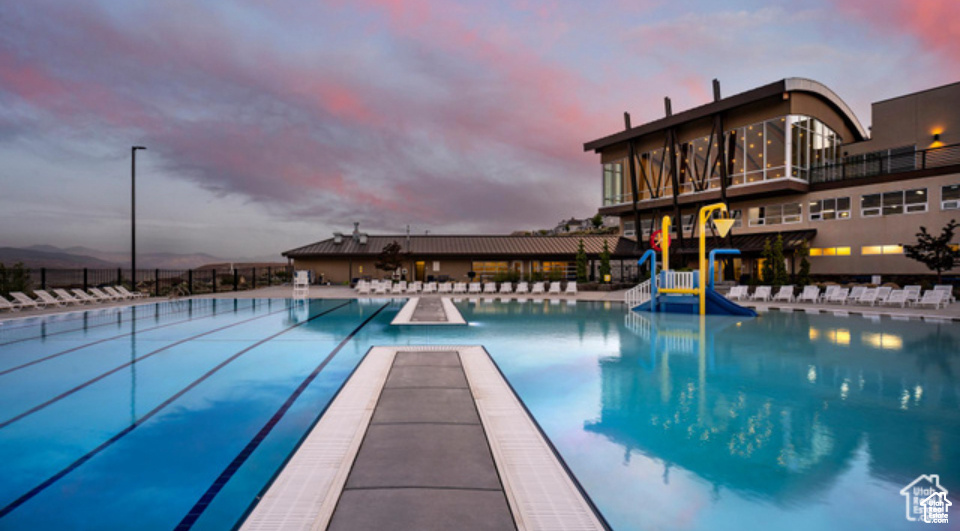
[1,0,957,259]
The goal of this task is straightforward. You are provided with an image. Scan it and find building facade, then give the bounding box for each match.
[584,78,960,280]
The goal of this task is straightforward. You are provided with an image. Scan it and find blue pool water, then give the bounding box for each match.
[0,298,957,530]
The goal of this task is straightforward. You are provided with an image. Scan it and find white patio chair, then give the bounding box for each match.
[72,289,99,304]
[882,289,908,308]
[904,285,922,305]
[750,286,772,302]
[515,282,529,294]
[438,283,452,294]
[819,285,840,303]
[875,286,893,305]
[33,290,65,307]
[933,285,956,304]
[499,282,513,294]
[89,287,119,301]
[483,282,497,294]
[358,282,372,294]
[915,290,946,309]
[797,286,820,303]
[772,286,795,302]
[10,291,43,309]
[548,282,562,295]
[53,288,85,305]
[565,282,577,295]
[727,286,747,301]
[0,294,21,312]
[826,288,849,304]
[354,280,367,292]
[103,287,129,300]
[374,282,390,295]
[856,288,879,306]
[531,282,546,294]
[391,283,405,294]
[453,283,467,294]
[845,286,866,305]
[468,283,482,294]
[116,286,146,299]
[405,282,420,294]
[422,282,437,294]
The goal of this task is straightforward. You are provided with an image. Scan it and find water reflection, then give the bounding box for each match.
[587,311,960,505]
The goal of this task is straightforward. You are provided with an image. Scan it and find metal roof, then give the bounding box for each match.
[675,229,816,254]
[283,234,636,258]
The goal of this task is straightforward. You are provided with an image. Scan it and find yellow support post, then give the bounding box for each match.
[697,203,734,315]
[661,215,671,272]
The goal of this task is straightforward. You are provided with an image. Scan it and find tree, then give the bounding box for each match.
[591,213,603,230]
[771,234,789,288]
[599,240,611,282]
[796,242,811,287]
[374,241,404,275]
[902,219,960,283]
[0,262,31,297]
[760,238,774,284]
[575,239,588,282]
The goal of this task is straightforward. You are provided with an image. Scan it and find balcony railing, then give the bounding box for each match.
[810,143,960,184]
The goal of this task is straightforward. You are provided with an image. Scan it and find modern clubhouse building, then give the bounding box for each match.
[285,78,959,284]
[585,78,960,280]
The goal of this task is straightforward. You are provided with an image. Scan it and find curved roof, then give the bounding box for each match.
[584,78,867,152]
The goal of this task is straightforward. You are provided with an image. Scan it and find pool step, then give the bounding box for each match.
[240,346,606,531]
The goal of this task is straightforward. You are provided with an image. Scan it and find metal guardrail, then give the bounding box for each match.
[810,143,960,184]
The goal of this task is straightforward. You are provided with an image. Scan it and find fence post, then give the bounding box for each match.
[233,269,239,291]
[155,269,159,297]
[41,268,46,290]
[922,149,927,169]
[188,269,193,294]
[83,268,88,292]
[252,267,256,290]
[117,268,122,286]
[212,270,217,294]
[267,267,272,286]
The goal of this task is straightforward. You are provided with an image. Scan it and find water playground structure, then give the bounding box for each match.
[626,202,757,317]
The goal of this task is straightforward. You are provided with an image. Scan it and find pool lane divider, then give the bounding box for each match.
[0,302,301,430]
[174,302,390,530]
[0,299,263,376]
[0,300,356,519]
[238,346,609,531]
[0,298,252,347]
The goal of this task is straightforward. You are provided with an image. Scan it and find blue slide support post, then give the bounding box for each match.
[707,249,741,290]
[638,250,658,313]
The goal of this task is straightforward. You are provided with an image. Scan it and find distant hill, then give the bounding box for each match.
[1,245,284,270]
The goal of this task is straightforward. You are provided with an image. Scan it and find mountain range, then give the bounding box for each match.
[0,245,284,270]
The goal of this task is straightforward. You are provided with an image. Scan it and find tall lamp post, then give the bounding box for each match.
[131,146,146,286]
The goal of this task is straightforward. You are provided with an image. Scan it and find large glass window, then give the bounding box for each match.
[472,262,509,279]
[809,197,851,221]
[749,203,801,226]
[765,118,786,179]
[623,220,636,237]
[943,184,960,210]
[791,115,840,181]
[602,162,624,206]
[862,188,927,217]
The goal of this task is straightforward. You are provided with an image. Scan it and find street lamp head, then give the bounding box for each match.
[132,145,146,151]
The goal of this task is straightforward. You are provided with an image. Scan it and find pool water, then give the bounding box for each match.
[0,298,957,530]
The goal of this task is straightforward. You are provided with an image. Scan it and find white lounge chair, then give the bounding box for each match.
[882,289,909,308]
[438,283,452,294]
[855,288,879,306]
[727,286,747,301]
[89,287,118,301]
[531,282,546,294]
[116,286,146,299]
[454,283,468,294]
[915,290,946,309]
[0,294,21,312]
[772,286,795,302]
[422,282,437,294]
[515,282,529,294]
[826,288,849,304]
[819,285,840,303]
[10,291,43,309]
[391,283,405,294]
[468,283,482,294]
[904,285,922,305]
[874,286,892,305]
[565,282,577,295]
[53,288,85,305]
[499,282,513,294]
[548,282,562,295]
[358,282,372,294]
[797,286,820,303]
[483,282,497,294]
[933,285,956,304]
[750,286,771,302]
[845,286,866,305]
[374,282,390,295]
[405,282,420,294]
[33,290,65,307]
[103,286,129,300]
[72,289,99,304]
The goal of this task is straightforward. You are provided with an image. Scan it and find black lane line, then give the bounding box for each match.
[0,300,260,377]
[175,302,390,530]
[0,300,353,520]
[0,304,296,430]
[0,299,242,347]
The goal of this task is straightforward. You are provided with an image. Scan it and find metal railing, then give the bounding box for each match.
[810,143,960,184]
[625,279,651,309]
[20,266,293,297]
[661,270,696,290]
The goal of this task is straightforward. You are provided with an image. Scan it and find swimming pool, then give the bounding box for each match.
[0,298,957,530]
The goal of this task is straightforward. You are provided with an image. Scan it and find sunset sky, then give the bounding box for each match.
[1,0,958,260]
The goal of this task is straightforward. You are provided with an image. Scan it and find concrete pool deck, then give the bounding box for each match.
[240,347,607,531]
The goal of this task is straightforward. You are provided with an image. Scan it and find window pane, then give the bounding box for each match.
[837,247,851,256]
[883,191,903,215]
[862,246,881,255]
[905,188,927,205]
[862,194,881,209]
[765,118,786,178]
[837,197,851,211]
[944,184,960,202]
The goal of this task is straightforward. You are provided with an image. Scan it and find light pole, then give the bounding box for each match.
[131,146,146,286]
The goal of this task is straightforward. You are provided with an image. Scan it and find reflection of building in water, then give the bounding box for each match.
[589,311,960,501]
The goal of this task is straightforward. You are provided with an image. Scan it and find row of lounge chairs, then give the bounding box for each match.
[728,284,954,309]
[0,286,146,312]
[354,280,578,296]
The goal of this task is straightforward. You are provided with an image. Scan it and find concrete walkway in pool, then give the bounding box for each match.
[327,351,515,531]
